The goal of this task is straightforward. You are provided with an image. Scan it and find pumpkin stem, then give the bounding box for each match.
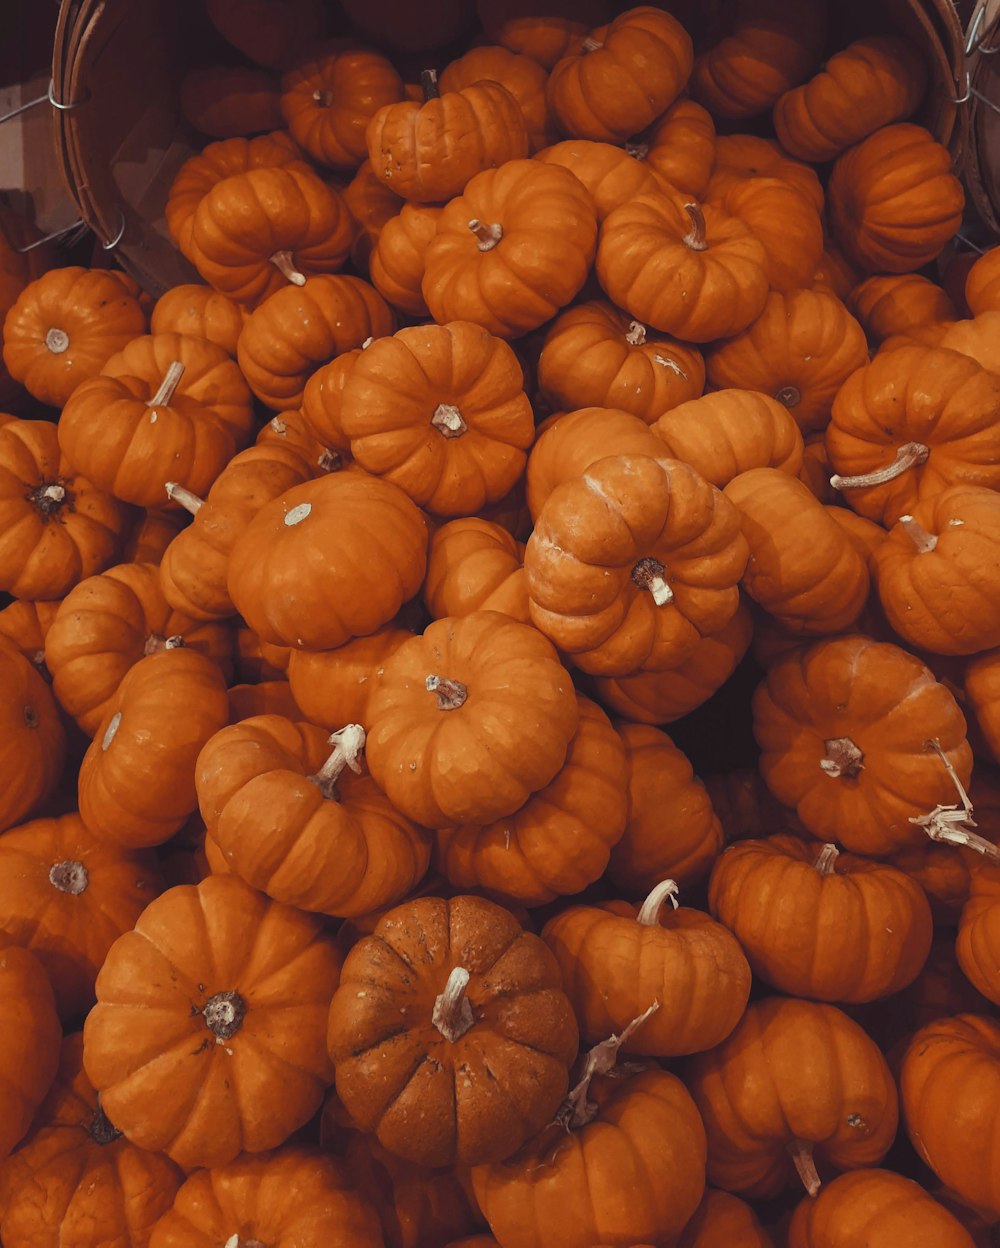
[203,990,247,1040]
[581,36,603,51]
[49,859,89,895]
[624,138,648,160]
[88,1098,122,1146]
[654,354,688,378]
[898,514,938,553]
[637,879,680,925]
[468,218,503,251]
[820,737,864,779]
[317,448,342,473]
[555,1002,660,1130]
[30,481,70,516]
[45,327,69,354]
[269,249,307,286]
[631,557,674,606]
[432,966,475,1042]
[830,441,930,491]
[311,87,333,107]
[165,481,204,514]
[224,1239,268,1248]
[420,68,440,100]
[426,674,468,710]
[309,723,366,799]
[147,360,185,410]
[775,384,802,407]
[788,1137,822,1197]
[625,320,647,345]
[909,738,1000,862]
[144,633,185,656]
[681,203,708,252]
[814,844,840,875]
[431,403,468,438]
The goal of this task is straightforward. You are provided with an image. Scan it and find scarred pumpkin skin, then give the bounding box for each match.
[0,638,66,833]
[328,894,579,1167]
[0,932,61,1158]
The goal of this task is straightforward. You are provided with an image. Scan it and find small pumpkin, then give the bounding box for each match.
[965,245,1000,316]
[849,273,956,344]
[0,933,61,1158]
[424,517,528,622]
[715,177,824,294]
[533,138,661,220]
[369,202,443,316]
[956,864,1000,1006]
[966,648,1000,763]
[285,625,413,730]
[0,598,60,674]
[632,97,716,198]
[0,637,66,833]
[678,1189,775,1248]
[149,283,249,356]
[708,133,824,212]
[477,0,608,69]
[440,43,554,152]
[342,158,403,271]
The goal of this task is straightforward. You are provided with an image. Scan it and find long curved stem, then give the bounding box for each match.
[309,724,366,799]
[788,1137,822,1197]
[830,442,929,491]
[637,879,680,925]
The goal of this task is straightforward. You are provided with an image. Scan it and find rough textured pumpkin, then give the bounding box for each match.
[546,7,692,142]
[58,331,255,509]
[534,139,661,220]
[828,124,965,274]
[715,177,824,294]
[537,301,704,423]
[825,345,1000,527]
[44,561,233,736]
[338,320,533,515]
[525,452,748,676]
[753,634,976,858]
[709,835,932,1003]
[150,283,249,356]
[706,288,868,437]
[653,390,804,488]
[543,878,751,1055]
[83,873,341,1171]
[179,64,284,139]
[227,471,428,650]
[0,933,61,1158]
[422,158,597,338]
[0,637,66,833]
[774,36,928,163]
[900,1015,1000,1218]
[634,97,716,198]
[424,517,528,622]
[328,893,579,1166]
[477,0,608,68]
[440,43,553,152]
[596,190,770,344]
[197,715,432,917]
[286,624,413,730]
[435,692,628,905]
[678,1189,775,1248]
[708,133,824,212]
[965,245,1000,315]
[369,202,442,317]
[0,1032,184,1248]
[0,417,130,601]
[236,272,394,410]
[2,266,147,406]
[849,273,955,344]
[365,610,579,828]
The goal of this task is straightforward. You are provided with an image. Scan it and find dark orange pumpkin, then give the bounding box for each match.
[0,637,66,833]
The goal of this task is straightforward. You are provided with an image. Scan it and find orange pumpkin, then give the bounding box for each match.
[956,864,1000,1005]
[708,133,824,213]
[715,178,824,293]
[424,517,528,622]
[369,202,442,316]
[965,245,1000,315]
[813,239,863,299]
[477,0,608,69]
[150,283,249,356]
[179,65,284,138]
[440,43,554,152]
[0,932,61,1158]
[533,139,661,220]
[678,1189,775,1248]
[300,342,368,455]
[342,158,403,271]
[849,273,955,344]
[0,598,60,674]
[633,97,716,198]
[966,648,1000,763]
[285,625,414,730]
[0,637,66,834]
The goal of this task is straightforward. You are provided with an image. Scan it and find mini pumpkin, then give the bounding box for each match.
[424,517,528,622]
[965,245,1000,315]
[966,648,1000,763]
[369,202,443,317]
[150,283,249,356]
[342,158,403,271]
[956,864,1000,1005]
[632,97,716,198]
[179,64,284,138]
[440,43,554,152]
[477,0,608,69]
[534,138,661,220]
[0,638,66,834]
[0,932,61,1158]
[715,177,824,293]
[708,133,824,212]
[849,273,956,344]
[678,1189,775,1248]
[285,625,413,730]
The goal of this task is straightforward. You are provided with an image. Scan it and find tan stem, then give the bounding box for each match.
[681,203,708,252]
[432,966,475,1042]
[147,360,185,409]
[830,442,929,491]
[625,320,647,345]
[308,724,365,799]
[637,879,680,924]
[312,88,333,106]
[468,218,502,251]
[165,481,204,514]
[631,556,673,606]
[624,138,648,159]
[775,384,802,407]
[49,860,89,894]
[556,1002,660,1130]
[582,36,603,50]
[820,737,864,779]
[45,327,69,354]
[144,633,185,655]
[31,481,69,516]
[431,403,468,437]
[814,844,840,875]
[898,514,938,553]
[909,738,1000,861]
[420,68,439,100]
[270,250,306,286]
[426,674,467,710]
[788,1138,822,1197]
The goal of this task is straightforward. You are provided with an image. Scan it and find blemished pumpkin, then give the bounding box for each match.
[677,1189,775,1248]
[83,873,342,1172]
[179,64,283,139]
[440,43,553,152]
[477,0,608,69]
[774,36,928,163]
[708,835,933,1003]
[435,692,628,905]
[715,177,824,294]
[536,301,704,423]
[543,878,751,1055]
[0,933,61,1158]
[2,266,147,407]
[150,283,249,356]
[327,893,579,1167]
[421,158,598,338]
[525,452,749,677]
[0,637,66,834]
[286,624,413,730]
[369,202,443,317]
[226,471,428,651]
[424,517,529,623]
[849,273,956,344]
[534,139,661,220]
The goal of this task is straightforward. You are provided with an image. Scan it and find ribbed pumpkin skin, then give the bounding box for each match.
[369,202,442,317]
[286,625,413,730]
[477,0,607,69]
[0,637,66,833]
[966,648,1000,762]
[0,933,61,1159]
[965,246,1000,315]
[677,1189,775,1248]
[639,97,716,197]
[708,834,933,1003]
[849,274,954,344]
[534,140,661,221]
[424,517,528,623]
[956,866,1000,1005]
[440,44,553,152]
[150,284,248,356]
[708,134,824,212]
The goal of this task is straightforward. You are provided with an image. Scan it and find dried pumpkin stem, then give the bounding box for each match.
[556,1001,660,1130]
[788,1137,822,1197]
[581,35,603,51]
[312,87,333,107]
[89,1098,122,1146]
[165,481,204,514]
[631,556,674,606]
[624,138,649,160]
[898,514,938,553]
[144,633,185,656]
[432,966,475,1042]
[775,384,801,407]
[910,738,1000,862]
[814,844,840,875]
[49,859,89,895]
[426,674,468,710]
[420,68,440,100]
[637,879,680,925]
[681,203,708,252]
[625,320,647,345]
[45,327,69,354]
[309,723,366,799]
[830,441,930,491]
[468,218,503,251]
[820,737,864,779]
[317,448,342,473]
[203,990,246,1040]
[31,481,69,515]
[269,249,307,286]
[431,403,468,438]
[147,360,185,409]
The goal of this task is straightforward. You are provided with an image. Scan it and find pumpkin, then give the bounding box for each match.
[752,633,979,858]
[280,45,405,169]
[2,266,147,407]
[774,36,928,163]
[546,7,693,143]
[685,996,898,1199]
[825,345,1000,527]
[0,598,59,674]
[956,864,1000,1005]
[343,158,403,271]
[424,517,528,622]
[83,872,341,1171]
[227,680,302,722]
[179,65,284,139]
[204,0,324,70]
[78,647,230,849]
[900,1015,1000,1218]
[327,893,579,1166]
[813,239,863,299]
[525,452,749,676]
[300,342,368,455]
[543,877,751,1055]
[708,134,824,213]
[286,625,413,730]
[691,0,826,119]
[0,205,57,407]
[58,331,255,509]
[715,178,824,294]
[226,471,428,650]
[477,0,608,69]
[534,139,661,220]
[435,692,628,905]
[596,191,770,344]
[723,468,870,635]
[149,1146,383,1247]
[121,507,189,566]
[440,44,554,152]
[0,638,66,833]
[0,933,61,1157]
[150,284,249,356]
[706,288,868,437]
[536,301,704,423]
[678,1189,775,1248]
[849,273,956,344]
[233,625,290,684]
[827,124,965,274]
[0,417,130,601]
[236,272,394,411]
[338,320,534,516]
[652,390,804,488]
[421,159,598,338]
[44,561,233,736]
[708,834,932,1003]
[365,72,529,203]
[632,97,716,198]
[966,648,1000,763]
[965,246,1000,315]
[369,202,443,316]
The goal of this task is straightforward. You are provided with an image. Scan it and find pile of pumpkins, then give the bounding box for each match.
[2,0,1000,1244]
